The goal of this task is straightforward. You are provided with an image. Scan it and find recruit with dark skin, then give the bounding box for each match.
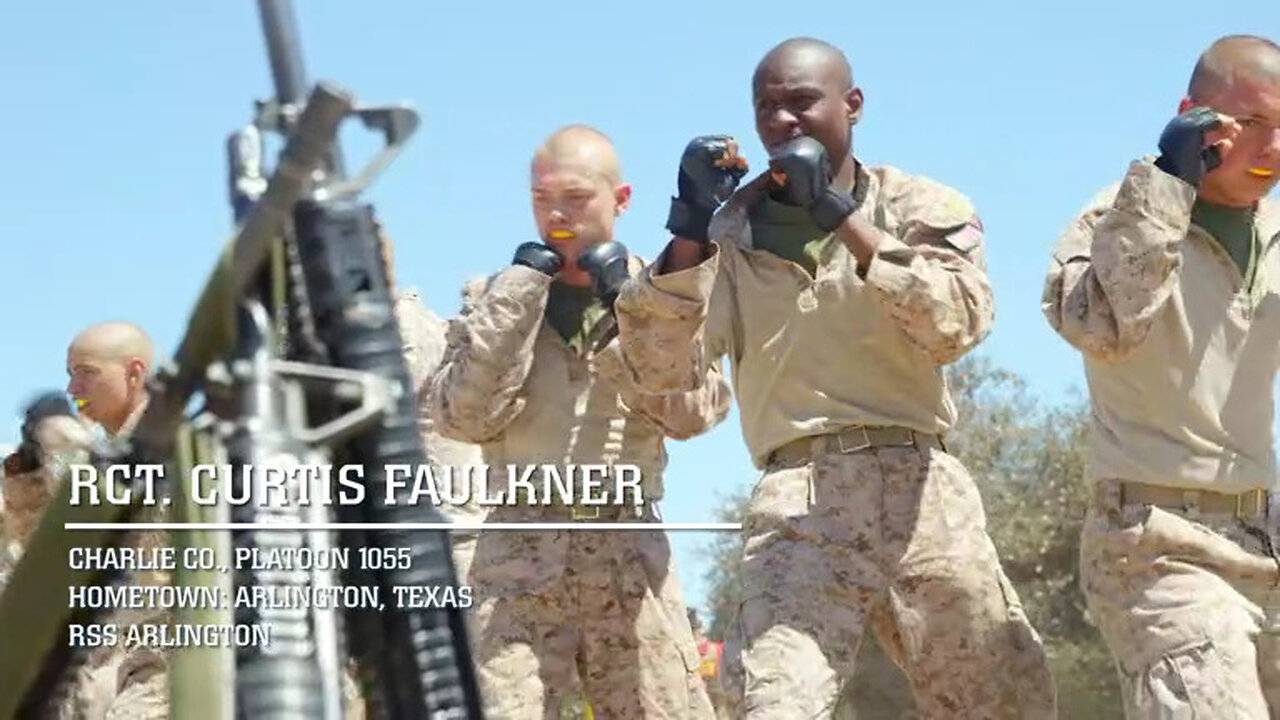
[659,39,885,275]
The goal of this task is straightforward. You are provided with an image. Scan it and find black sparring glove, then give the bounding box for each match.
[10,392,75,472]
[666,135,750,242]
[1154,106,1225,187]
[512,241,564,276]
[768,136,857,233]
[577,241,630,309]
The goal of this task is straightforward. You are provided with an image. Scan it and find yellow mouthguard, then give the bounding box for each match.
[549,230,574,239]
[74,398,88,408]
[1248,167,1274,177]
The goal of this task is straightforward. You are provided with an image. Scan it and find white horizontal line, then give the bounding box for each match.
[63,522,742,532]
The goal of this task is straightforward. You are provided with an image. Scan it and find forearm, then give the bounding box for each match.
[845,213,994,364]
[429,268,550,441]
[659,237,713,276]
[620,361,732,440]
[0,461,58,547]
[1043,160,1192,360]
[615,243,722,394]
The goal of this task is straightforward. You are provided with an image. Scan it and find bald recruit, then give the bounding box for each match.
[531,124,623,185]
[1189,34,1280,102]
[2,320,165,718]
[752,36,853,92]
[68,322,155,372]
[1042,30,1280,720]
[432,119,721,717]
[66,321,154,435]
[613,32,1056,719]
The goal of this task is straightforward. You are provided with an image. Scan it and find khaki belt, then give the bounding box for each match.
[768,425,943,466]
[566,503,647,522]
[1113,481,1267,519]
[504,501,650,523]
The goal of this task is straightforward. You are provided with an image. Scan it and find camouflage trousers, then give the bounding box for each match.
[467,506,714,719]
[722,440,1057,719]
[70,641,368,719]
[42,645,169,720]
[1081,480,1280,718]
[451,530,481,646]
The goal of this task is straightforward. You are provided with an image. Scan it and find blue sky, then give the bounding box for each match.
[2,1,1277,615]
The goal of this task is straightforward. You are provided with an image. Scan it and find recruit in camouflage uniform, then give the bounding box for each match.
[1043,34,1280,717]
[3,414,166,720]
[429,125,727,719]
[1,322,168,719]
[2,322,372,719]
[612,38,1057,718]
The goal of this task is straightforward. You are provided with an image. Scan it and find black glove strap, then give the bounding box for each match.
[810,189,857,233]
[665,197,714,243]
[1154,148,1222,188]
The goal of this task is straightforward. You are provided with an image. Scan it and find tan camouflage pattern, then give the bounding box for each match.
[469,513,713,719]
[430,254,728,717]
[612,159,1053,715]
[0,401,173,719]
[395,288,487,583]
[96,648,167,720]
[431,266,551,445]
[342,665,366,720]
[613,162,994,469]
[1081,481,1280,717]
[430,256,731,500]
[718,444,1055,718]
[1043,159,1280,494]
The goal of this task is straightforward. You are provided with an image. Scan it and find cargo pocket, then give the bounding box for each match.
[1138,640,1236,718]
[720,597,753,703]
[992,567,1056,716]
[617,538,701,677]
[468,530,567,598]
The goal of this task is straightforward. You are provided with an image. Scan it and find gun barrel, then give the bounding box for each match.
[257,0,308,107]
[140,82,353,458]
[0,82,355,715]
[256,0,346,180]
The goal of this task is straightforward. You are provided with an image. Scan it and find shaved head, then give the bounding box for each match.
[752,37,862,185]
[66,321,154,433]
[528,124,632,285]
[531,124,622,185]
[754,37,853,94]
[69,322,155,370]
[1189,35,1280,103]
[1178,34,1280,206]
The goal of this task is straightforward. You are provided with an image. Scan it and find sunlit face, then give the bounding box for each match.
[66,347,144,429]
[753,50,862,164]
[530,161,630,267]
[1185,70,1280,205]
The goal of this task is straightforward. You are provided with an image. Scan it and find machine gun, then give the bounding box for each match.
[0,1,484,717]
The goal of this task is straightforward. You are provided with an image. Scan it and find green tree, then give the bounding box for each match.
[699,354,1122,718]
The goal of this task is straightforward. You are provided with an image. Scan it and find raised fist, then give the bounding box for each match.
[666,135,750,242]
[512,241,564,277]
[768,136,857,232]
[577,241,630,308]
[1154,106,1238,187]
[10,392,80,473]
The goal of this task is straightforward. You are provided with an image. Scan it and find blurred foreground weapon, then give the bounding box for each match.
[0,1,483,717]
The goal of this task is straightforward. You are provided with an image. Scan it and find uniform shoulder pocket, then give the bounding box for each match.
[884,173,983,256]
[939,220,984,254]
